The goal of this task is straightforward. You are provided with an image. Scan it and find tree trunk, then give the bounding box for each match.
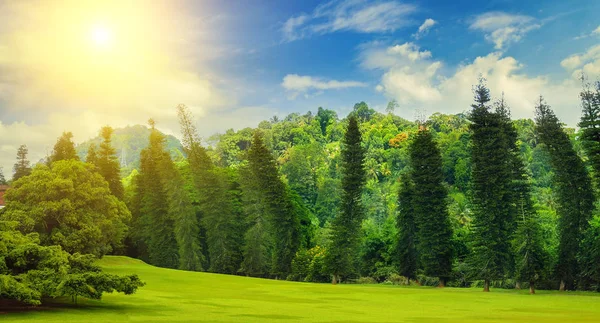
[438,278,446,288]
[559,280,565,292]
[529,281,535,294]
[415,279,422,286]
[406,277,410,285]
[515,282,521,290]
[332,274,339,285]
[483,279,490,292]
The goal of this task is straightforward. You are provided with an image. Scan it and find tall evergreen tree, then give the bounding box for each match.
[95,126,125,200]
[0,167,7,185]
[496,97,547,293]
[86,143,99,166]
[579,81,600,189]
[49,132,79,163]
[13,144,32,181]
[245,132,300,278]
[395,173,418,283]
[467,80,514,292]
[409,127,453,286]
[535,96,594,291]
[326,115,366,284]
[177,104,243,274]
[132,119,179,268]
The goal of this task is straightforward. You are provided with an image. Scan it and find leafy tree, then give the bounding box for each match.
[326,115,366,284]
[535,96,594,291]
[49,132,79,164]
[386,100,399,115]
[13,144,32,181]
[467,80,514,292]
[396,174,418,283]
[0,221,144,306]
[409,128,453,286]
[1,160,130,256]
[94,126,125,200]
[316,107,338,137]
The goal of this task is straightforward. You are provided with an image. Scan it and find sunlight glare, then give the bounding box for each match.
[90,24,113,48]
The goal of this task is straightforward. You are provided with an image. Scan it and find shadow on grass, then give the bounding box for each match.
[0,298,169,317]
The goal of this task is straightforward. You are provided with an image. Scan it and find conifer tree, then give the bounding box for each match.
[535,96,594,291]
[409,127,453,287]
[0,167,6,185]
[326,115,366,284]
[13,144,32,181]
[245,132,300,278]
[395,173,418,283]
[133,119,179,268]
[49,132,79,163]
[467,80,514,292]
[86,143,99,166]
[579,81,600,189]
[177,104,243,274]
[95,126,125,200]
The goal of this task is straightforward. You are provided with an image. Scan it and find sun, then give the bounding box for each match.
[90,24,114,48]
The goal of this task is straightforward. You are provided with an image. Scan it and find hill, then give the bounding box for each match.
[3,255,600,322]
[75,125,183,176]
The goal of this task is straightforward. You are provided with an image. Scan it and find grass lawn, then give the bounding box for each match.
[2,256,600,322]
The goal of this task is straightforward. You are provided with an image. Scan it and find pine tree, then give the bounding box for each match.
[245,132,300,278]
[409,127,453,286]
[133,119,179,268]
[579,81,600,190]
[177,104,243,274]
[326,115,366,284]
[95,126,125,200]
[86,143,99,165]
[13,144,32,181]
[535,96,594,291]
[395,173,418,283]
[467,80,514,292]
[49,132,79,163]
[0,167,7,185]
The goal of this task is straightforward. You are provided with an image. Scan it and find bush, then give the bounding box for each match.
[385,273,410,285]
[290,246,329,283]
[355,277,378,284]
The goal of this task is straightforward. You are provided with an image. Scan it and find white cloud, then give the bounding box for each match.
[574,25,600,40]
[560,45,600,79]
[281,74,367,99]
[361,42,581,126]
[594,26,600,36]
[413,18,436,39]
[282,0,417,42]
[469,12,540,50]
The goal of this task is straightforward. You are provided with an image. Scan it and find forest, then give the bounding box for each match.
[2,77,600,305]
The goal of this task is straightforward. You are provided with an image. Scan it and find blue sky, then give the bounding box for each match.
[0,0,599,174]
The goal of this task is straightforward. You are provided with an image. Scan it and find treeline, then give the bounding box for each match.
[3,79,600,294]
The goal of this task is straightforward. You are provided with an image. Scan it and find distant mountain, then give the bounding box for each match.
[76,125,184,176]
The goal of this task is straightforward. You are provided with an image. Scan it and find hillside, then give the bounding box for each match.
[3,256,600,322]
[75,125,183,176]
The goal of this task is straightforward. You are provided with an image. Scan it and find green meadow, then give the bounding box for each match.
[2,256,599,323]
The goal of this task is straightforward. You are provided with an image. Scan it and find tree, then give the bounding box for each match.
[245,132,300,278]
[535,96,594,291]
[131,119,179,268]
[395,173,418,283]
[386,100,399,115]
[94,126,125,200]
[0,167,7,185]
[49,132,79,163]
[1,160,130,256]
[13,144,32,181]
[326,115,366,284]
[86,143,99,165]
[578,81,600,189]
[467,80,514,292]
[409,127,453,286]
[0,221,144,306]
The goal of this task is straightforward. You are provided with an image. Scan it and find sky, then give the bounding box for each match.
[0,0,599,177]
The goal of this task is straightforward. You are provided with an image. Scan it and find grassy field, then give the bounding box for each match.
[2,256,600,322]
